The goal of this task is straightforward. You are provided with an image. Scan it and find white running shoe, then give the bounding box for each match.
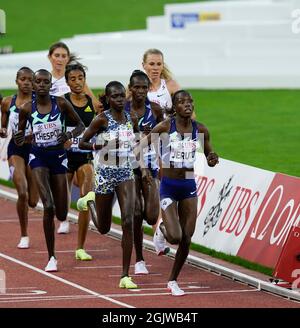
[57,220,70,234]
[45,256,58,272]
[167,280,185,296]
[153,222,170,256]
[17,236,29,249]
[134,260,149,275]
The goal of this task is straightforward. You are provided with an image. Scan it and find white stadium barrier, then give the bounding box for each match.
[1,0,300,89]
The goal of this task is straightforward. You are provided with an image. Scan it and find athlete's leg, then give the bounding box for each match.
[142,175,159,225]
[50,173,69,222]
[115,179,136,278]
[76,163,94,250]
[160,199,182,245]
[168,197,197,282]
[8,155,29,237]
[133,175,144,263]
[151,178,169,255]
[25,165,39,208]
[94,193,115,233]
[67,171,75,204]
[32,167,56,259]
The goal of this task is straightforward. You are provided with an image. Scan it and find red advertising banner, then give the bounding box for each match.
[237,173,300,268]
[273,226,300,284]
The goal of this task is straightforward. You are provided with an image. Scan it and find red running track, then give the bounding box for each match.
[0,194,299,309]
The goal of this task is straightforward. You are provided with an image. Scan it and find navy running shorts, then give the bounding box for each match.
[29,146,68,175]
[160,176,197,202]
[7,139,32,165]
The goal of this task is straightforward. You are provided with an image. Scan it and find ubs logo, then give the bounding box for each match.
[203,176,233,236]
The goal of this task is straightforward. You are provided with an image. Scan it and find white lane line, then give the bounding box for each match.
[105,288,259,298]
[109,273,162,277]
[137,281,199,286]
[4,287,38,290]
[0,219,41,222]
[75,265,153,269]
[0,288,259,303]
[35,249,108,254]
[126,285,210,292]
[0,294,96,302]
[0,296,97,304]
[0,252,134,308]
[0,290,46,296]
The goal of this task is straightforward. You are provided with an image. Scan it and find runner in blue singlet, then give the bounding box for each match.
[125,69,163,275]
[14,69,85,272]
[138,90,219,296]
[0,67,39,249]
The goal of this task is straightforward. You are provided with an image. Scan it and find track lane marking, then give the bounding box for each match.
[105,288,259,298]
[35,249,108,254]
[0,252,134,308]
[74,264,153,269]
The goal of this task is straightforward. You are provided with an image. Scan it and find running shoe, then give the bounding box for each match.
[77,191,95,211]
[17,236,29,249]
[45,256,58,272]
[134,260,149,275]
[153,221,170,256]
[75,249,92,261]
[119,276,138,289]
[167,280,185,296]
[57,220,70,234]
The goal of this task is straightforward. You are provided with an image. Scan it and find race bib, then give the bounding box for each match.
[33,121,62,147]
[66,126,90,153]
[118,126,135,155]
[169,133,197,168]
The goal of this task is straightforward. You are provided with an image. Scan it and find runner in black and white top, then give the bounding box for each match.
[64,64,96,260]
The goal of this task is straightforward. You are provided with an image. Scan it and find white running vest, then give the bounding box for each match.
[50,76,70,96]
[147,79,172,110]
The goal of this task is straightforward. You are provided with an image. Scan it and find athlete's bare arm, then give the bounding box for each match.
[197,122,219,167]
[14,101,32,146]
[150,101,164,123]
[79,113,108,151]
[166,79,181,96]
[0,96,12,137]
[57,97,85,143]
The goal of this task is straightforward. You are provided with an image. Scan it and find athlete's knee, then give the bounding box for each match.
[121,214,133,231]
[144,206,159,225]
[166,230,182,245]
[134,205,142,218]
[43,203,55,218]
[145,215,157,226]
[168,235,182,245]
[98,225,110,234]
[18,190,28,204]
[181,234,192,246]
[28,199,38,208]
